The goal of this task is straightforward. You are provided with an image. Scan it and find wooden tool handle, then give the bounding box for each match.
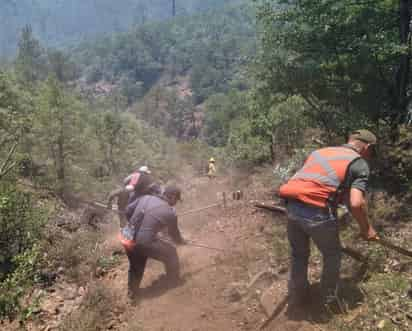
[376,238,412,258]
[254,203,287,214]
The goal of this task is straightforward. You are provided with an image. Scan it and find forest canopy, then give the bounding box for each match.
[0,0,244,57]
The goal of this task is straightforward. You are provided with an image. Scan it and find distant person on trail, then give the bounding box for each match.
[278,129,379,309]
[107,166,157,228]
[120,185,185,301]
[207,157,217,179]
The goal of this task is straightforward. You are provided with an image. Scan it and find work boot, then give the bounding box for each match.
[128,288,141,305]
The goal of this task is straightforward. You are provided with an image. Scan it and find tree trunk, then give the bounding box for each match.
[391,0,412,139]
[172,0,176,17]
[270,131,277,165]
[56,113,66,198]
[56,135,66,198]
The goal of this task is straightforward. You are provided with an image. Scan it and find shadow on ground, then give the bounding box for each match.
[137,275,187,301]
[286,276,365,324]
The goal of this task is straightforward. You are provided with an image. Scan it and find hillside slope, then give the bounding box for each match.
[73,2,256,104]
[0,0,245,57]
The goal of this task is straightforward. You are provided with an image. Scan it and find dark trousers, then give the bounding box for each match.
[286,201,341,304]
[126,240,180,296]
[118,212,127,228]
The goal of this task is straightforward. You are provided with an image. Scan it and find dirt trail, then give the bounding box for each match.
[100,172,320,331]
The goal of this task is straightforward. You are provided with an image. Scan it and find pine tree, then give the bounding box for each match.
[15,25,46,84]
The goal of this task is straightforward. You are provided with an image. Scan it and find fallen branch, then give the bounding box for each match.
[259,295,289,330]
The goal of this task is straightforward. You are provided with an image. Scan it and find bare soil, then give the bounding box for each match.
[6,170,325,331]
[96,173,320,331]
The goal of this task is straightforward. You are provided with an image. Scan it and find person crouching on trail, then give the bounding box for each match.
[121,185,185,300]
[107,166,156,228]
[278,129,379,308]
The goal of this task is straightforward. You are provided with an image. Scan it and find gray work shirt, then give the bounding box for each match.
[129,195,183,246]
[341,144,370,193]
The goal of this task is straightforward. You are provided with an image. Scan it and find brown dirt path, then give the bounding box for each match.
[100,173,321,331]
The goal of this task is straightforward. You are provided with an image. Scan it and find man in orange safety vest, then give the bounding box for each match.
[278,129,379,309]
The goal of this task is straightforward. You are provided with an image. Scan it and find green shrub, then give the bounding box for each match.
[0,184,45,273]
[0,245,42,319]
[0,183,47,318]
[382,126,412,190]
[45,231,102,284]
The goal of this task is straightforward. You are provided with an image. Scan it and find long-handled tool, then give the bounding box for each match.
[254,202,412,259]
[158,235,226,252]
[84,201,223,219]
[179,203,221,217]
[376,238,412,258]
[254,203,286,214]
[184,240,226,252]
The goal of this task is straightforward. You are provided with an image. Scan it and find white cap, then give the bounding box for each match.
[138,166,151,174]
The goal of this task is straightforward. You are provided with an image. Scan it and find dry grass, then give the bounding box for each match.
[45,230,103,284]
[59,282,119,331]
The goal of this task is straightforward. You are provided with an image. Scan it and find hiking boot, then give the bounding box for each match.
[128,288,141,303]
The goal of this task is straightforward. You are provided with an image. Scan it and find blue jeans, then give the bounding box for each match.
[286,201,341,303]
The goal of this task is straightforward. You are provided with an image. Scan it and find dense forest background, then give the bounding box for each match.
[0,0,243,57]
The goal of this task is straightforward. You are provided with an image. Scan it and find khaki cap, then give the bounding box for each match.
[351,129,377,145]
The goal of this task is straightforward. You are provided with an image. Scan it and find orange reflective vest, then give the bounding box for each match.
[278,147,360,208]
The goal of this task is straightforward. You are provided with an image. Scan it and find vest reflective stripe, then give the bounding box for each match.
[292,172,339,187]
[278,147,360,207]
[293,148,359,188]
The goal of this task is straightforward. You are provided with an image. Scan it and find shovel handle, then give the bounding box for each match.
[254,203,287,214]
[376,238,412,258]
[342,246,368,263]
